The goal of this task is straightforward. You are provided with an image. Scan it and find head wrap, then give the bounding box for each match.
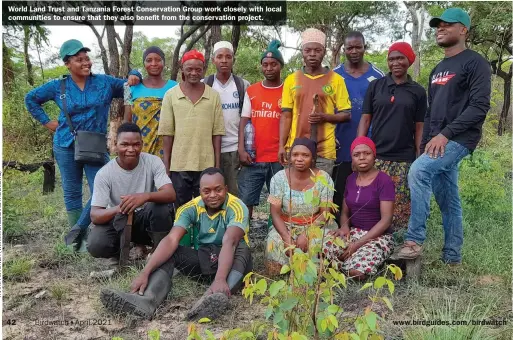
[291,137,317,161]
[213,41,234,54]
[143,46,165,64]
[350,136,376,157]
[181,49,205,64]
[261,40,284,66]
[301,28,326,47]
[388,42,416,66]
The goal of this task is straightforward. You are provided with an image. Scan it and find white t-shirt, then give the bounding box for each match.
[92,153,171,208]
[210,74,250,153]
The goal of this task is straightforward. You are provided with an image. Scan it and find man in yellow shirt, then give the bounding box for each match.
[279,28,352,176]
[158,50,225,207]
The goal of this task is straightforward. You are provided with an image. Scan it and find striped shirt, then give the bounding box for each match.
[174,193,249,248]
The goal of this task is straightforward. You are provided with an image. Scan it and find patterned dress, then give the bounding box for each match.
[266,169,337,269]
[322,171,396,276]
[374,159,411,233]
[124,80,177,158]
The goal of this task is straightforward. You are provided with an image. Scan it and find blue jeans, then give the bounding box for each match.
[238,162,283,206]
[405,141,470,263]
[53,144,109,229]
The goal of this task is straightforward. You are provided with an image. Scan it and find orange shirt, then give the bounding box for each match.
[241,82,283,162]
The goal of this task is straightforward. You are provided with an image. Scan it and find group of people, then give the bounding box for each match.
[25,7,491,320]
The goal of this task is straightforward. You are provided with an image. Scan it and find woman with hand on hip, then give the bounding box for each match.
[25,39,141,250]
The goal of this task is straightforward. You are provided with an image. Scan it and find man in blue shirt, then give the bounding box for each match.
[333,31,385,215]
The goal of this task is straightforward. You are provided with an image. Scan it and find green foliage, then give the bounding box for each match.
[50,283,68,302]
[364,51,388,75]
[233,46,266,84]
[458,143,510,213]
[3,169,62,240]
[3,256,34,281]
[148,329,161,340]
[403,295,507,340]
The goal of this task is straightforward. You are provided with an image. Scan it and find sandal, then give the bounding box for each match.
[393,242,422,260]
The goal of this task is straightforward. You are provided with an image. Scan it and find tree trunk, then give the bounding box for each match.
[498,64,512,136]
[3,41,15,93]
[88,25,110,74]
[231,25,241,55]
[36,43,45,81]
[106,25,120,76]
[330,37,344,69]
[119,25,133,77]
[405,2,421,80]
[23,26,34,86]
[43,161,56,194]
[205,26,220,69]
[105,24,122,152]
[210,25,221,47]
[203,33,211,70]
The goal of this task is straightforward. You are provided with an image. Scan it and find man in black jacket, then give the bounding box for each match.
[395,8,491,265]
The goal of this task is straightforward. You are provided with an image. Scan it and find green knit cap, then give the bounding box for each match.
[261,40,284,66]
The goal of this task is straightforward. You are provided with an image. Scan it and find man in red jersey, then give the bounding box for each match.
[237,40,284,218]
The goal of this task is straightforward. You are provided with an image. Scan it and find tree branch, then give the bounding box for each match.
[115,32,124,51]
[185,23,211,52]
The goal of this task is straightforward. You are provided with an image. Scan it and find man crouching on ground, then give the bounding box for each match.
[100,167,253,320]
[87,122,176,261]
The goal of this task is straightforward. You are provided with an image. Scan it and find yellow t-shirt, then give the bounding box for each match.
[281,70,351,160]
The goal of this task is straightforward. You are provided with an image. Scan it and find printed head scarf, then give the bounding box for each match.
[301,28,326,47]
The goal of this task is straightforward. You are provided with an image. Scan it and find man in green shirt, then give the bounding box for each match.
[100,168,252,321]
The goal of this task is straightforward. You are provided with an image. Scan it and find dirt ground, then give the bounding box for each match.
[3,191,512,340]
[2,217,271,340]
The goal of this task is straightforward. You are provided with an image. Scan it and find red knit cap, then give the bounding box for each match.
[388,42,416,66]
[181,49,205,64]
[350,136,376,156]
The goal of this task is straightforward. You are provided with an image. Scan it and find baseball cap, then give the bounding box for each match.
[429,8,471,29]
[59,39,91,60]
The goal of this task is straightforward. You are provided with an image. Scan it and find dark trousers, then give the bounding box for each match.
[332,162,353,220]
[87,203,173,259]
[163,242,252,292]
[171,171,202,207]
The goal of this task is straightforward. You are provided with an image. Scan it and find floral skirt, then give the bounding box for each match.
[375,159,412,232]
[323,228,394,276]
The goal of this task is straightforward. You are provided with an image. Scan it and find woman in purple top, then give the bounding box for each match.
[323,136,395,280]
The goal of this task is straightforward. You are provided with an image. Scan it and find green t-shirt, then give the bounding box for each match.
[174,194,250,248]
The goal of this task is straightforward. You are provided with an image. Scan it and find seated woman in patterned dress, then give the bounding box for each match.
[265,137,337,275]
[323,137,395,280]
